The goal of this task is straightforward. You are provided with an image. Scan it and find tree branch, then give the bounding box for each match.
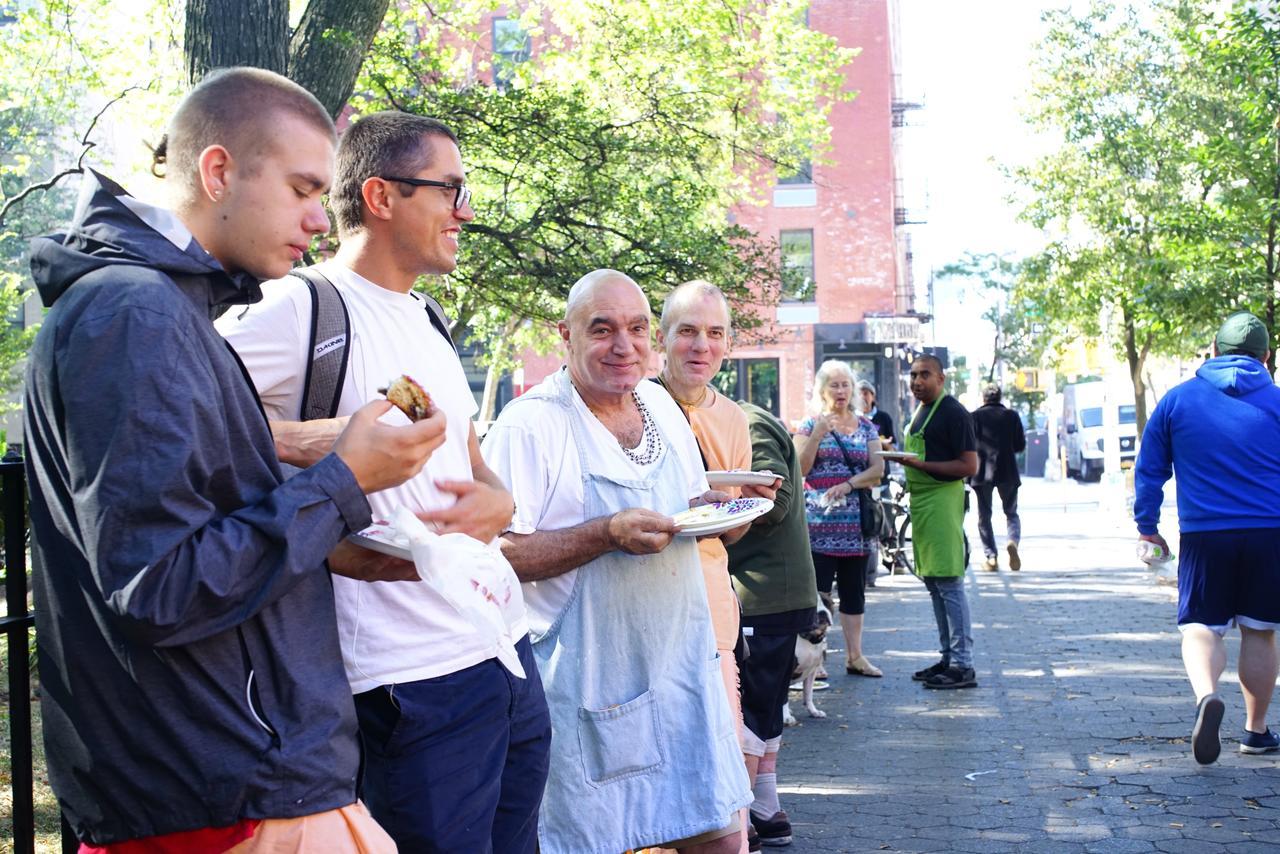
[0,85,143,228]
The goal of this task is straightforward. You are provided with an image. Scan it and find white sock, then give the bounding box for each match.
[751,772,780,818]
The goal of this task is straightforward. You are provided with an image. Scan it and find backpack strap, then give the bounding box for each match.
[416,291,457,354]
[288,267,351,421]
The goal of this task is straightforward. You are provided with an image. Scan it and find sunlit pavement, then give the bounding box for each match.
[777,477,1280,853]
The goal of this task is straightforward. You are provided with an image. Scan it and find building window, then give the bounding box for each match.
[777,159,812,186]
[493,17,531,90]
[713,358,781,416]
[780,229,815,302]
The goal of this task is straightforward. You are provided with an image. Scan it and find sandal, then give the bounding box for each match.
[846,655,883,677]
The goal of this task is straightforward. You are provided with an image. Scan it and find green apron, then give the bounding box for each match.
[904,396,966,578]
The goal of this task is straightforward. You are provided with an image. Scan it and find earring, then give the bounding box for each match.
[212,189,222,200]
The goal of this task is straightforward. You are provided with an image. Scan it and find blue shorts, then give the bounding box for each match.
[1177,527,1280,634]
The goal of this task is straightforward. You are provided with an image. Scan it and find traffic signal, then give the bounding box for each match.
[1014,368,1042,392]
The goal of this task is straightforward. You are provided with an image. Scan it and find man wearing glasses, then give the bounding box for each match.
[219,111,551,852]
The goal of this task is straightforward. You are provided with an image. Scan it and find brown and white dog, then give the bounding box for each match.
[783,592,834,725]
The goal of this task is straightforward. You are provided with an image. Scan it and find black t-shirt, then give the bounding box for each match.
[908,394,977,482]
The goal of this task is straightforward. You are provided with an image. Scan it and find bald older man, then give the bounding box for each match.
[482,270,751,854]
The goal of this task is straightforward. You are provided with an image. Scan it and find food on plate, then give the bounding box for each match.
[378,374,434,422]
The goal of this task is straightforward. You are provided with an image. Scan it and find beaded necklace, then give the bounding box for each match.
[619,391,663,465]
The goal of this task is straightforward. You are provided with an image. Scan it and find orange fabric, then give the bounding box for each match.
[685,390,752,651]
[225,802,395,854]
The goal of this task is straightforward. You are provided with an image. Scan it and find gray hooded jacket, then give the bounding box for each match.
[24,172,373,845]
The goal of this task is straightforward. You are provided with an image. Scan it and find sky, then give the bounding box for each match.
[896,0,1060,370]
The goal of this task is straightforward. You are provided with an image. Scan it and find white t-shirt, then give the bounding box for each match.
[217,260,527,692]
[481,371,708,638]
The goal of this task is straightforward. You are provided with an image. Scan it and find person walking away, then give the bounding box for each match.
[970,383,1026,572]
[796,360,884,678]
[897,355,979,690]
[1133,311,1280,765]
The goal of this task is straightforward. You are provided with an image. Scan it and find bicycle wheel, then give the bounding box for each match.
[895,513,915,576]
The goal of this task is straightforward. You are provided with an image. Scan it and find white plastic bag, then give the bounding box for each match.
[390,506,526,678]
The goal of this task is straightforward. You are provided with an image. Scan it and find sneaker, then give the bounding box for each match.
[912,660,949,682]
[747,823,763,852]
[924,666,978,689]
[1240,727,1280,755]
[1007,542,1021,571]
[749,810,792,847]
[982,555,998,572]
[1192,692,1225,765]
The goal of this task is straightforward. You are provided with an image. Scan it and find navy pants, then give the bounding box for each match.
[353,637,551,853]
[973,482,1020,558]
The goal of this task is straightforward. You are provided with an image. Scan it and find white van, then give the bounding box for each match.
[1061,381,1138,481]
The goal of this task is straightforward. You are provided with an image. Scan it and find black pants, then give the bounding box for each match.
[812,552,868,615]
[973,481,1021,557]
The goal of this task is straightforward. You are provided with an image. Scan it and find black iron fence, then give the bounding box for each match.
[3,450,75,853]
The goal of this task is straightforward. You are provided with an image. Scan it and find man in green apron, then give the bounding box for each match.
[897,355,980,689]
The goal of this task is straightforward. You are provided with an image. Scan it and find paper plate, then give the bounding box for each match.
[348,523,412,560]
[705,469,780,488]
[672,497,774,537]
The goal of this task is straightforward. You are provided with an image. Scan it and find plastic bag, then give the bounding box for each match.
[391,506,526,678]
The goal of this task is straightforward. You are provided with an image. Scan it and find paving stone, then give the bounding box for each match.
[775,483,1280,854]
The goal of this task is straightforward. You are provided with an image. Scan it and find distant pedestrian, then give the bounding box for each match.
[1133,311,1280,765]
[898,355,979,689]
[970,383,1026,572]
[796,360,885,678]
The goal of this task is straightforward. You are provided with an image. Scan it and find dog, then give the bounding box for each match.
[783,592,833,725]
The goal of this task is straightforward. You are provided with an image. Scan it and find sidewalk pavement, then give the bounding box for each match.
[775,478,1280,853]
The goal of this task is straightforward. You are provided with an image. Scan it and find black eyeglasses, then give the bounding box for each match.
[380,176,472,211]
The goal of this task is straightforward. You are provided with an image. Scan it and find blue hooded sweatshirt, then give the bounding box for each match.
[1133,354,1280,534]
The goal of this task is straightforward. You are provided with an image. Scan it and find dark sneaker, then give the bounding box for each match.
[912,660,949,682]
[747,823,763,852]
[750,810,793,847]
[1240,727,1280,755]
[1192,692,1225,764]
[924,666,978,689]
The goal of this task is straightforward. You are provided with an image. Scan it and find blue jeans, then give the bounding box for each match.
[922,576,973,670]
[353,636,551,853]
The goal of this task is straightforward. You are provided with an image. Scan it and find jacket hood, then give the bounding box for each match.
[28,170,257,309]
[1196,354,1276,397]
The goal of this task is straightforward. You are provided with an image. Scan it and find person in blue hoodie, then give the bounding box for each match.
[1134,311,1280,766]
[25,68,447,850]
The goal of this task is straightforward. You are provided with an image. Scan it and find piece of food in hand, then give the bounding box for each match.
[377,375,435,422]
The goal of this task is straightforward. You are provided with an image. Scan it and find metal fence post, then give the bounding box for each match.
[3,449,34,854]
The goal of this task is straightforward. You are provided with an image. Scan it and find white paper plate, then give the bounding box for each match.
[348,524,412,560]
[874,450,918,459]
[705,469,780,488]
[672,498,774,537]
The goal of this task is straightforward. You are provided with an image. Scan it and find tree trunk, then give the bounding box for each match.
[479,361,502,426]
[1122,308,1150,434]
[185,0,289,84]
[288,0,393,118]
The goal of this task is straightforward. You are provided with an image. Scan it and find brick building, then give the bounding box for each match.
[475,0,926,432]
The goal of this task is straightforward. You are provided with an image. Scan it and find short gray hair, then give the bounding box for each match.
[658,279,731,337]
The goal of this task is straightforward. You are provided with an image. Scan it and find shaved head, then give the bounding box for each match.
[564,269,646,324]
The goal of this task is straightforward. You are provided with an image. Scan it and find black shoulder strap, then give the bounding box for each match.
[414,290,457,354]
[288,267,350,421]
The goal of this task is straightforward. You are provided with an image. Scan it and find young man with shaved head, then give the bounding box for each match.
[25,69,447,851]
[482,269,752,854]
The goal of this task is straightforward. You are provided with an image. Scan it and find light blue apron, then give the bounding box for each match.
[512,370,750,854]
